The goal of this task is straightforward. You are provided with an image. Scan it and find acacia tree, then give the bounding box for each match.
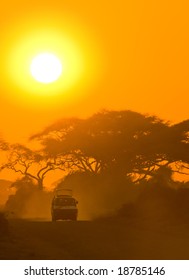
[0,139,9,151]
[0,139,9,174]
[164,120,189,176]
[30,110,189,183]
[2,144,72,190]
[31,117,104,175]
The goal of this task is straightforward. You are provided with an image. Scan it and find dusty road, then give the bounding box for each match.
[1,218,189,260]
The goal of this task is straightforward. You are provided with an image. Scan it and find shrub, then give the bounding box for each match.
[0,212,9,237]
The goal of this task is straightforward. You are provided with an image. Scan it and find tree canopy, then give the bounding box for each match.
[31,110,189,183]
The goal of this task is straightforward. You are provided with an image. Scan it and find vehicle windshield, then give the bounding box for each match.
[53,197,76,206]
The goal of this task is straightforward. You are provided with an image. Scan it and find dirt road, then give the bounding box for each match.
[1,218,189,260]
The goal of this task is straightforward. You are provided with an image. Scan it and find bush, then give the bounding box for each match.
[0,212,9,237]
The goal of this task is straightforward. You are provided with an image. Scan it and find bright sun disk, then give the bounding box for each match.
[30,53,63,84]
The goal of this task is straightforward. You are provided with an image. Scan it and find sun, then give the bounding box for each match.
[30,53,63,84]
[6,28,102,106]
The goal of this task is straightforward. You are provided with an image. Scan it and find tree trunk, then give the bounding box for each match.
[38,178,43,190]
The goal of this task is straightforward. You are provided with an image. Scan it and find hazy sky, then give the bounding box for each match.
[0,0,189,143]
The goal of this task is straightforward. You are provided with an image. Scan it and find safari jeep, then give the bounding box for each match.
[51,189,78,221]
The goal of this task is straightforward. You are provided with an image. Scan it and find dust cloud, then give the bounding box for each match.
[56,172,140,220]
[4,182,53,220]
[3,172,139,221]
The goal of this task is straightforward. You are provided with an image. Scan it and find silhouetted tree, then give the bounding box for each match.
[3,110,184,193]
[0,138,9,171]
[165,120,189,175]
[31,110,189,182]
[0,139,9,151]
[2,144,71,189]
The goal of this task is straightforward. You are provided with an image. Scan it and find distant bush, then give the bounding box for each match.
[5,187,52,219]
[4,177,53,219]
[0,212,9,237]
[113,184,189,226]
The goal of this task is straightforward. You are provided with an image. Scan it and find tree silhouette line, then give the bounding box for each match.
[0,110,189,219]
[1,110,188,188]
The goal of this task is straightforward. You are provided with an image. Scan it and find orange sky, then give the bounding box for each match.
[0,0,189,144]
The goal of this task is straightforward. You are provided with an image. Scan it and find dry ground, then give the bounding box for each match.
[1,218,189,260]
